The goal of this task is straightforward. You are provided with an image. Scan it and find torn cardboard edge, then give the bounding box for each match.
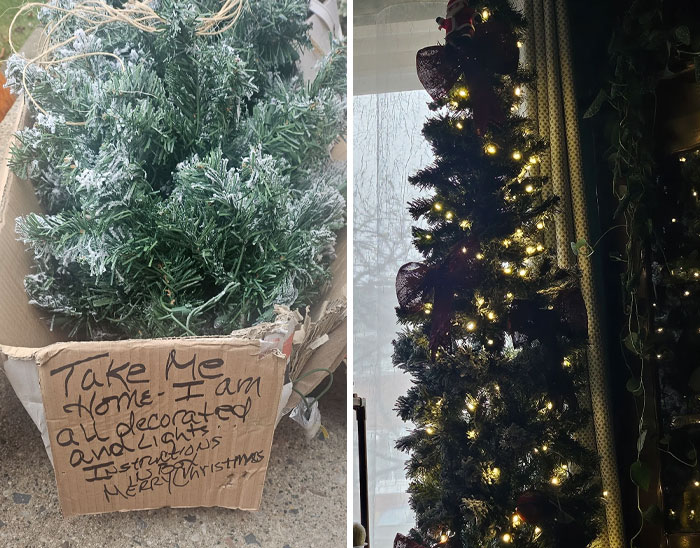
[0,306,299,467]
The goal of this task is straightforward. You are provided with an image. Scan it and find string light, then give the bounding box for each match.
[525,184,534,193]
[476,297,485,306]
[460,219,471,229]
[512,151,522,160]
[486,143,497,155]
[515,228,523,237]
[694,481,699,487]
[518,268,528,277]
[466,401,476,412]
[446,211,454,220]
[541,444,548,452]
[440,534,449,543]
[425,234,432,240]
[680,156,687,163]
[526,245,536,255]
[503,238,512,247]
[529,155,539,164]
[514,86,522,97]
[461,246,468,253]
[458,88,468,98]
[536,221,545,230]
[476,252,484,260]
[481,8,490,21]
[562,358,571,367]
[487,311,496,320]
[550,476,560,485]
[512,514,521,526]
[466,320,477,331]
[506,292,514,299]
[685,290,691,296]
[536,243,544,251]
[603,490,609,498]
[517,40,523,48]
[434,202,443,211]
[672,218,677,223]
[694,190,698,197]
[657,327,664,333]
[426,425,435,434]
[467,430,478,439]
[534,527,542,535]
[546,401,553,410]
[455,121,464,130]
[503,263,513,274]
[502,533,512,543]
[487,339,494,345]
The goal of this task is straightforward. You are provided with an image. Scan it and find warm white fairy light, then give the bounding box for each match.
[476,252,484,260]
[512,514,520,526]
[440,533,449,543]
[434,202,443,211]
[550,476,560,485]
[481,8,490,20]
[526,245,536,255]
[466,320,477,331]
[680,156,687,162]
[455,121,463,130]
[487,311,496,320]
[513,151,522,160]
[487,339,494,345]
[461,246,468,253]
[518,268,528,277]
[517,40,523,48]
[426,425,435,434]
[460,219,470,229]
[446,211,454,220]
[536,221,545,230]
[458,88,468,98]
[503,263,513,274]
[514,86,522,97]
[425,234,432,240]
[502,533,512,543]
[525,184,534,193]
[467,429,478,439]
[486,143,497,155]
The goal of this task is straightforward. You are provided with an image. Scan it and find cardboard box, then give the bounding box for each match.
[0,102,346,517]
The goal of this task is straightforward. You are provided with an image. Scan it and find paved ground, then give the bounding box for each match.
[0,365,347,548]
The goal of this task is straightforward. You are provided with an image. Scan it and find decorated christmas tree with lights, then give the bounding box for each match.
[393,1,603,546]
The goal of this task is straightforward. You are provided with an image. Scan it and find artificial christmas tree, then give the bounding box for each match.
[393,1,603,546]
[5,0,346,340]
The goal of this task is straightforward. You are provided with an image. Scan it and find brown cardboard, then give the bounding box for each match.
[0,97,61,349]
[0,28,347,517]
[36,337,285,517]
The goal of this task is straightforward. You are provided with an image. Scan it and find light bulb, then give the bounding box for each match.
[672,218,677,223]
[536,243,544,251]
[680,156,687,162]
[502,533,512,543]
[440,534,449,543]
[467,430,477,439]
[563,358,571,367]
[455,121,463,130]
[685,290,691,296]
[506,292,514,299]
[446,211,454,220]
[550,476,559,485]
[487,311,495,320]
[514,86,522,97]
[434,202,443,211]
[482,8,490,21]
[503,238,511,247]
[525,184,534,193]
[503,264,513,275]
[518,268,527,277]
[657,327,664,333]
[512,514,520,526]
[512,151,522,160]
[458,88,468,98]
[695,481,699,487]
[515,228,523,237]
[461,246,467,253]
[425,234,432,240]
[476,253,484,260]
[695,272,699,278]
[466,321,476,331]
[526,246,536,255]
[546,401,553,410]
[487,339,494,345]
[694,190,698,197]
[542,444,548,452]
[517,40,523,48]
[467,401,476,412]
[426,426,435,434]
[603,490,609,497]
[486,143,497,155]
[536,221,545,230]
[460,219,470,228]
[476,297,485,306]
[534,527,542,535]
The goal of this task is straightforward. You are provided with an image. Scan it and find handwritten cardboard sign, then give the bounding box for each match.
[36,338,286,516]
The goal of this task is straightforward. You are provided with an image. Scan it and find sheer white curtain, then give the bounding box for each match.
[352,3,442,546]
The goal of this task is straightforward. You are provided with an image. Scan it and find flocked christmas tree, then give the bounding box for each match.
[393,1,602,546]
[5,0,346,340]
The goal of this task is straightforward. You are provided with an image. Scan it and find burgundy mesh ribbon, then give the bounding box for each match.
[394,533,428,548]
[416,19,519,133]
